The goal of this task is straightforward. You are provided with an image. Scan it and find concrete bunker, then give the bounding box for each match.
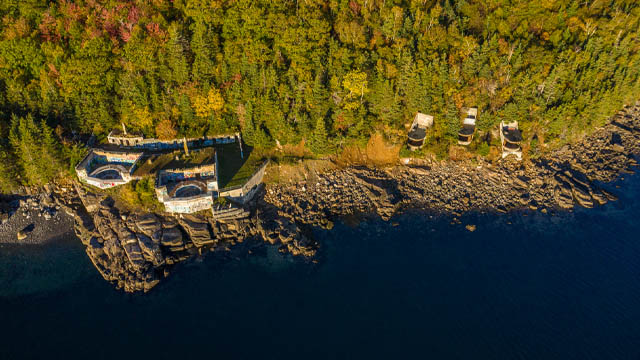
[407,113,434,151]
[153,147,219,214]
[500,121,523,160]
[76,149,143,189]
[458,107,478,146]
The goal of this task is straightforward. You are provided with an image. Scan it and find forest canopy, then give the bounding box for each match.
[0,0,639,188]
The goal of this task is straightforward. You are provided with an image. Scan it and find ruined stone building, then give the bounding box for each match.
[75,148,144,189]
[152,148,219,213]
[77,129,266,214]
[107,128,238,150]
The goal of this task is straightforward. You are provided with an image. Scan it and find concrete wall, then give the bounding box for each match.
[162,194,213,214]
[75,150,96,178]
[155,186,169,203]
[84,177,129,189]
[95,150,141,164]
[207,179,218,191]
[108,133,240,150]
[219,160,269,203]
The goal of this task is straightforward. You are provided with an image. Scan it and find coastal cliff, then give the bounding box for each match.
[2,104,640,292]
[58,184,317,292]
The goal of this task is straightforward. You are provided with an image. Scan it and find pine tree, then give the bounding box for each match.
[310,117,329,154]
[311,71,331,123]
[190,21,216,84]
[443,100,460,138]
[165,24,189,85]
[9,114,61,187]
[241,102,257,146]
[0,148,19,193]
[370,76,401,126]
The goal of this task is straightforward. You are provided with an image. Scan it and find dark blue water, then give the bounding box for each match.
[2,175,640,359]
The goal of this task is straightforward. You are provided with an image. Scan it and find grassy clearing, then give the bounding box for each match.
[264,159,336,185]
[104,176,164,212]
[335,133,400,167]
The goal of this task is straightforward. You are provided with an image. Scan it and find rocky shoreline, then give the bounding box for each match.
[2,104,639,292]
[265,104,640,227]
[0,190,73,245]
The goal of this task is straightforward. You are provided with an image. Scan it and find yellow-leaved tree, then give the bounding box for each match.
[342,70,369,110]
[193,88,224,118]
[155,119,178,140]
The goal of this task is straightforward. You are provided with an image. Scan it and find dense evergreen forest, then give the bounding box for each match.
[1,0,639,191]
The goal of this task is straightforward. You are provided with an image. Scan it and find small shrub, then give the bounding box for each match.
[476,142,490,157]
[117,176,162,211]
[63,144,88,176]
[214,196,228,206]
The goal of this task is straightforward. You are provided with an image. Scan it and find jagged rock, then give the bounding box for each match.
[136,233,165,266]
[134,213,162,238]
[286,236,317,257]
[161,227,184,247]
[178,215,214,247]
[553,180,575,209]
[41,194,54,207]
[75,184,104,213]
[88,236,103,250]
[590,190,609,206]
[120,232,145,270]
[571,186,594,208]
[601,189,619,201]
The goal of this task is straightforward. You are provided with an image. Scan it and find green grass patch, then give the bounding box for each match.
[216,143,264,189]
[105,176,163,212]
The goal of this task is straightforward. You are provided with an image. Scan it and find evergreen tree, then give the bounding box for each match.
[0,148,19,193]
[371,76,401,126]
[190,21,217,84]
[165,24,189,85]
[310,117,329,154]
[9,114,61,186]
[241,102,257,147]
[0,0,637,157]
[311,71,331,123]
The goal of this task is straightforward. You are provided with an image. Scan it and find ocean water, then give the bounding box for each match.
[1,173,640,359]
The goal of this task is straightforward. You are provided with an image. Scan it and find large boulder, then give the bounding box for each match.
[75,184,105,213]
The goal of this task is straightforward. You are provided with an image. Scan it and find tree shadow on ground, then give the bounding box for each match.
[216,142,255,189]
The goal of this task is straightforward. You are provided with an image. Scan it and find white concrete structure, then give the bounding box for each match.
[500,121,523,160]
[407,113,434,151]
[75,149,143,189]
[218,160,269,204]
[107,129,239,151]
[458,107,478,146]
[154,149,219,214]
